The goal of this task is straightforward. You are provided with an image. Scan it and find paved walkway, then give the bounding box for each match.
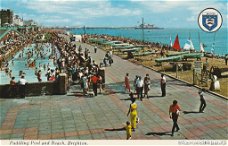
[0,43,227,140]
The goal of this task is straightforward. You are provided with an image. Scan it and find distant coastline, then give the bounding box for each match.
[69,28,227,56]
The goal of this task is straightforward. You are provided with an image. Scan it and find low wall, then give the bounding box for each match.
[0,73,68,98]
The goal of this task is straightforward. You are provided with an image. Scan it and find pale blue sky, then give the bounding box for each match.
[1,0,227,28]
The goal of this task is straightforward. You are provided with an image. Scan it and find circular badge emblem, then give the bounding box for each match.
[198,8,223,32]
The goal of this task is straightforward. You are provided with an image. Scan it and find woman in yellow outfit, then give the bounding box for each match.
[127,98,137,131]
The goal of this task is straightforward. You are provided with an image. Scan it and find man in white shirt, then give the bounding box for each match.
[160,74,166,97]
[136,76,144,101]
[18,75,27,98]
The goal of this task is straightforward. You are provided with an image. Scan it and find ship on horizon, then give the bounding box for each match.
[135,18,163,29]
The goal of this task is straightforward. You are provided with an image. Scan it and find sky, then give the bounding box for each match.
[1,0,227,28]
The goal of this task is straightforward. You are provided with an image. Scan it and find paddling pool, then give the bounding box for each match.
[0,43,60,85]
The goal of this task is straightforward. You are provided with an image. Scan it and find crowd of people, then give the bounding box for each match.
[2,29,106,98]
[0,30,28,70]
[124,73,207,139]
[49,32,106,96]
[125,73,166,100]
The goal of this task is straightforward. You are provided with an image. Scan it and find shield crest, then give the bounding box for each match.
[202,15,218,31]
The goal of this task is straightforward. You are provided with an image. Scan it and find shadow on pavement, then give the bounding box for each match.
[104,127,125,131]
[146,131,172,136]
[183,111,201,114]
[105,82,126,94]
[148,95,163,98]
[68,91,96,98]
[120,97,133,101]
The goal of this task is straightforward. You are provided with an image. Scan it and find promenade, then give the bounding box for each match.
[0,43,227,140]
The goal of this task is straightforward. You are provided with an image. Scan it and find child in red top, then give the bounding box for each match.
[91,74,99,96]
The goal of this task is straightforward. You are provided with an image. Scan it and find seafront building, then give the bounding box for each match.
[0,9,37,27]
[0,9,39,37]
[13,15,24,26]
[0,9,13,27]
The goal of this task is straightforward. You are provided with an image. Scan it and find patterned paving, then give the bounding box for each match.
[0,43,227,140]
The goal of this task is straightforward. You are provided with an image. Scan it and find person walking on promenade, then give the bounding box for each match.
[18,75,27,98]
[9,77,17,98]
[198,89,207,113]
[94,46,97,53]
[136,76,144,101]
[98,75,103,94]
[103,56,108,67]
[91,74,99,96]
[144,74,151,98]
[125,73,131,93]
[125,121,132,140]
[82,74,89,95]
[127,98,138,131]
[169,100,181,136]
[134,75,139,93]
[129,92,134,101]
[160,74,166,97]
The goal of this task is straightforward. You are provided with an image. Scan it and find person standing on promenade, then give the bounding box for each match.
[127,98,138,131]
[125,73,131,93]
[169,100,181,136]
[136,76,144,101]
[198,89,207,113]
[160,74,166,97]
[94,46,97,53]
[18,75,27,98]
[134,75,139,93]
[82,74,89,95]
[144,74,151,98]
[125,121,132,140]
[91,74,99,96]
[98,75,103,94]
[103,55,108,67]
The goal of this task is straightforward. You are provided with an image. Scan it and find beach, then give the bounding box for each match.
[84,34,228,98]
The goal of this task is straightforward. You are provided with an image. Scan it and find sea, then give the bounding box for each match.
[70,28,227,56]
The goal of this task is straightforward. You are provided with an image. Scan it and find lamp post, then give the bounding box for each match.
[142,17,145,43]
